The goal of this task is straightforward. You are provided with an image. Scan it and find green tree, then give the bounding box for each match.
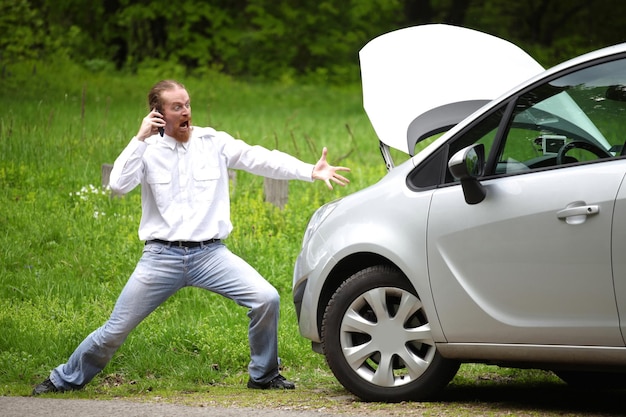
[0,0,47,63]
[465,0,626,66]
[3,0,626,81]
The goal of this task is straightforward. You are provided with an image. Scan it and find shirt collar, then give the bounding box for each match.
[161,135,189,150]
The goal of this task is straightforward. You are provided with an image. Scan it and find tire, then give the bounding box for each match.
[321,265,459,402]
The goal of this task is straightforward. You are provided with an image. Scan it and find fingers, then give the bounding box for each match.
[333,173,350,185]
[313,147,352,189]
[137,109,165,140]
[150,108,166,131]
[323,171,351,190]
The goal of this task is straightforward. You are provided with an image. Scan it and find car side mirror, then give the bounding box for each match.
[448,144,487,205]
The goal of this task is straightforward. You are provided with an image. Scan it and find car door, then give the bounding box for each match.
[428,162,625,346]
[610,181,626,342]
[426,57,626,347]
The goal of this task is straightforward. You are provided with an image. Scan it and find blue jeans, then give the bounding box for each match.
[50,241,281,389]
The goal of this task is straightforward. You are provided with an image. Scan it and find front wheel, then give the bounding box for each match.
[321,265,459,402]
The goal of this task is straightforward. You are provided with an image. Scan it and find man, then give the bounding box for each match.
[33,79,350,394]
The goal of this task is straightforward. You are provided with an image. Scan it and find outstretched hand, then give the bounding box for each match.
[312,147,351,190]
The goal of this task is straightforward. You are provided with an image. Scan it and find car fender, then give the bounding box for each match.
[296,180,446,343]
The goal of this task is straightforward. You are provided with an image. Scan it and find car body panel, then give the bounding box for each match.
[360,24,544,155]
[438,343,626,369]
[293,163,445,343]
[427,161,626,346]
[611,181,626,340]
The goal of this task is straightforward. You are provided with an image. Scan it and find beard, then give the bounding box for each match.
[173,129,191,143]
[172,120,192,143]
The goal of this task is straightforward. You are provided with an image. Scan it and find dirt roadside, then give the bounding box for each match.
[0,396,342,417]
[2,382,625,417]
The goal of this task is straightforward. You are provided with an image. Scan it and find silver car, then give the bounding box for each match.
[292,24,626,402]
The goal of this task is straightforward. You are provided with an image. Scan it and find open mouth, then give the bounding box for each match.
[179,120,190,129]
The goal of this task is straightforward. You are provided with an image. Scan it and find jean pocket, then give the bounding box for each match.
[143,242,166,254]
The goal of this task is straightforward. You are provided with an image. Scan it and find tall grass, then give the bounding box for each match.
[0,59,386,395]
[1,60,564,401]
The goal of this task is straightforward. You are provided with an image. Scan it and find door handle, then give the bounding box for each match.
[557,201,599,224]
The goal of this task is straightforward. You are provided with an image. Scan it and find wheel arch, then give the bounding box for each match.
[315,252,403,339]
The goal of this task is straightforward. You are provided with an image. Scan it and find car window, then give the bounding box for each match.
[494,58,626,175]
[441,106,507,183]
[412,57,626,188]
[408,105,507,188]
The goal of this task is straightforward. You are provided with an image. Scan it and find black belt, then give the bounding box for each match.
[146,239,221,248]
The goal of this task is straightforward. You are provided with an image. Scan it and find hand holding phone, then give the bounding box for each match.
[137,108,166,141]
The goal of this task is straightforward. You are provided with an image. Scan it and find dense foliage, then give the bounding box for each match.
[2,0,626,83]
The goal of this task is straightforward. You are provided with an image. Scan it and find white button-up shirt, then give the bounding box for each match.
[109,127,314,242]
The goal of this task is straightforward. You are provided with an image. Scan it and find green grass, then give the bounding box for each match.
[0,58,386,396]
[0,60,575,414]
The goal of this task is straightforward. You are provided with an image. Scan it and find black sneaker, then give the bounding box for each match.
[247,374,295,390]
[32,378,60,395]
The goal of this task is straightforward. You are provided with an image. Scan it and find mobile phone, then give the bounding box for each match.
[156,107,165,137]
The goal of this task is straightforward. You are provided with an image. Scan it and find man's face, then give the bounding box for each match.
[161,87,192,142]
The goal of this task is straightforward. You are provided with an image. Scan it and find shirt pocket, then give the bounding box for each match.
[146,170,172,208]
[192,165,221,201]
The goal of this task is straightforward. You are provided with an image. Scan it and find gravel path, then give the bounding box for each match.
[3,384,625,417]
[0,396,340,417]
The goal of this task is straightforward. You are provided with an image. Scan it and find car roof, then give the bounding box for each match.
[360,24,545,155]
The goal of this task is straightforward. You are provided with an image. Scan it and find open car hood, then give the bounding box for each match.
[360,24,545,156]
